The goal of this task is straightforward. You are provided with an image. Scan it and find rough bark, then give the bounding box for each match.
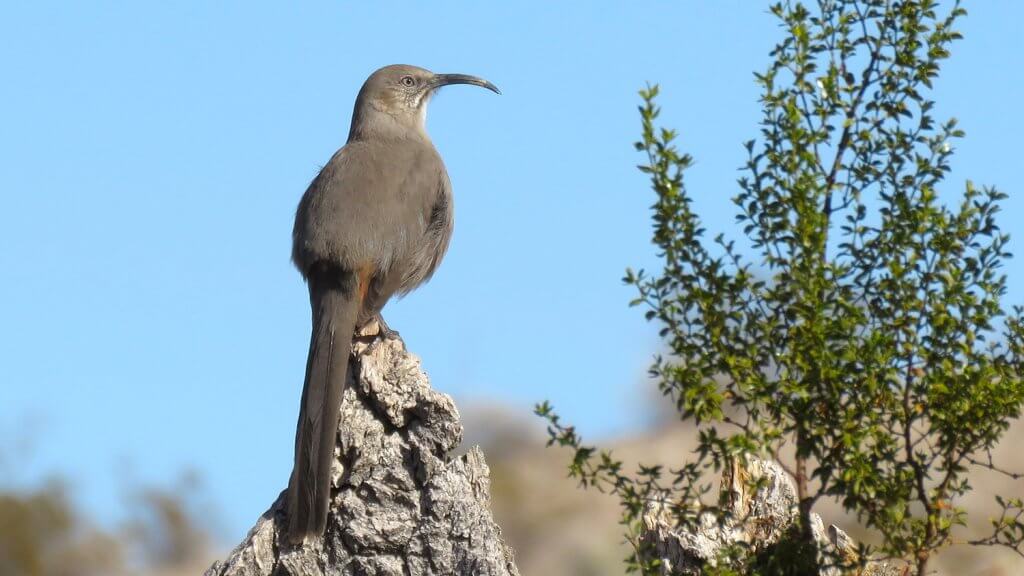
[642,458,900,575]
[205,336,520,576]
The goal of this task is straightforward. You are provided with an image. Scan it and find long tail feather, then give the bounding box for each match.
[286,273,359,543]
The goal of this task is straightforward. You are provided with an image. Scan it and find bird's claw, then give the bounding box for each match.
[372,316,404,346]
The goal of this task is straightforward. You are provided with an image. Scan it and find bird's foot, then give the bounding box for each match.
[355,316,402,345]
[375,315,402,341]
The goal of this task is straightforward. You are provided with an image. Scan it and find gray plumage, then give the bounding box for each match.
[286,64,498,544]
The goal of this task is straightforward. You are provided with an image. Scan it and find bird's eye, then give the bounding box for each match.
[400,76,416,87]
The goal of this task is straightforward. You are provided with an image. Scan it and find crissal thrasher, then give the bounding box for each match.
[286,64,499,543]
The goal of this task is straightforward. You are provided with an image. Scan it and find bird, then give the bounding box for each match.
[286,64,499,544]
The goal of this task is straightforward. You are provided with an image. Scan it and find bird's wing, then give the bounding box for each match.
[292,141,440,274]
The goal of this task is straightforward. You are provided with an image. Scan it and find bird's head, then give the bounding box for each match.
[349,64,499,140]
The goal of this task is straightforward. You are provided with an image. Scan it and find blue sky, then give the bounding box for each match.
[2,1,1022,541]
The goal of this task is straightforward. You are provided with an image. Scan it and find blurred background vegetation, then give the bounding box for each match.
[0,464,213,575]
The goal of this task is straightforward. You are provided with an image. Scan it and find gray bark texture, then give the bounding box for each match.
[205,336,520,576]
[641,458,900,575]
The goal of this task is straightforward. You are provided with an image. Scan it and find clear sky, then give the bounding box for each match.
[2,1,1022,541]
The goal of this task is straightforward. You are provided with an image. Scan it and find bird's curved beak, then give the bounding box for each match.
[429,73,501,95]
